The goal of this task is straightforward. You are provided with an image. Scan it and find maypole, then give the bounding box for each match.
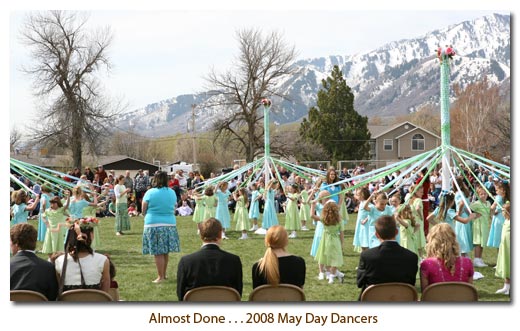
[437,45,456,191]
[262,98,272,188]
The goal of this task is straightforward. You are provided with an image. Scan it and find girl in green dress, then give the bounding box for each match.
[315,201,344,284]
[233,188,250,239]
[495,202,510,295]
[285,184,301,238]
[42,194,70,258]
[395,204,418,255]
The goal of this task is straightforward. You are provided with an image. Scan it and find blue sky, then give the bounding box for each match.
[8,8,507,129]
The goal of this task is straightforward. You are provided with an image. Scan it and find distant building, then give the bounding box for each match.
[160,161,193,175]
[10,153,158,179]
[368,121,441,164]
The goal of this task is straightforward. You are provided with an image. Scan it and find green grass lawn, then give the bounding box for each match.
[31,213,509,302]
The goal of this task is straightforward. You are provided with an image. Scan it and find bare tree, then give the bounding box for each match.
[451,78,500,154]
[205,28,298,162]
[10,127,23,153]
[20,11,122,168]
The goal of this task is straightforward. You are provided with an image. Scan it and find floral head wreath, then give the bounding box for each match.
[66,217,99,241]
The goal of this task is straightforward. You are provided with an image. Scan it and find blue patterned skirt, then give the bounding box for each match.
[142,226,180,255]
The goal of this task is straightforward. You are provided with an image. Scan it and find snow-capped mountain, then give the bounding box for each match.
[117,13,510,137]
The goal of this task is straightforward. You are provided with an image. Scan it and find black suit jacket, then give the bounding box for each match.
[356,241,418,298]
[176,244,243,301]
[10,251,59,301]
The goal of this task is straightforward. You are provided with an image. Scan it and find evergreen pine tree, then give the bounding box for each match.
[300,65,371,162]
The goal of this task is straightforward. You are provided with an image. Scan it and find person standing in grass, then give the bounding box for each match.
[261,179,280,230]
[215,181,232,239]
[284,184,301,238]
[470,186,491,267]
[298,181,312,231]
[487,181,509,249]
[248,183,261,231]
[310,190,331,280]
[495,202,510,295]
[37,185,53,241]
[114,175,132,236]
[314,200,344,284]
[42,195,70,258]
[142,171,180,284]
[191,190,206,235]
[352,187,371,252]
[202,186,217,221]
[233,188,250,240]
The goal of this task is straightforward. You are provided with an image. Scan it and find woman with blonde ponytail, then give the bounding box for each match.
[252,225,306,288]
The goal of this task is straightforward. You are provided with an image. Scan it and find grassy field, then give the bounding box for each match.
[31,213,509,302]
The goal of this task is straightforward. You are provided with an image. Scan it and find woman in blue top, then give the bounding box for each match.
[142,171,179,283]
[320,168,342,204]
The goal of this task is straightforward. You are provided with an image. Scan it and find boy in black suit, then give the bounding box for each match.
[10,223,59,301]
[176,217,243,301]
[356,215,418,299]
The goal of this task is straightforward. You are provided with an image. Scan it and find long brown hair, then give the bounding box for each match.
[322,201,340,226]
[257,225,288,285]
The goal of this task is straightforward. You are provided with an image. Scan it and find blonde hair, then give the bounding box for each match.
[258,225,288,285]
[426,223,459,273]
[502,201,510,220]
[398,204,416,227]
[12,190,28,205]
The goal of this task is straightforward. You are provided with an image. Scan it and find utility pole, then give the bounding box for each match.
[191,104,197,170]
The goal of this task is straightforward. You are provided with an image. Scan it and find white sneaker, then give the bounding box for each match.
[288,232,296,239]
[335,271,345,283]
[301,226,309,231]
[496,288,509,295]
[328,275,336,284]
[318,272,325,280]
[473,258,488,267]
[222,235,229,240]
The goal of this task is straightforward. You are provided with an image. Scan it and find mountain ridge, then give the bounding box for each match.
[117,13,510,138]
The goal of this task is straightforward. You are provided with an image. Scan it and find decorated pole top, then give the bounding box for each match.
[261,98,272,157]
[436,45,456,64]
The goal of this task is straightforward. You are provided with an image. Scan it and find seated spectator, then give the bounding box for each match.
[128,203,139,217]
[420,223,474,292]
[356,215,418,299]
[176,200,193,216]
[252,225,306,288]
[54,220,110,294]
[10,223,59,301]
[176,218,242,301]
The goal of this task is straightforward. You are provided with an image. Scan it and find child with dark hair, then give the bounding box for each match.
[54,221,110,294]
[42,194,71,258]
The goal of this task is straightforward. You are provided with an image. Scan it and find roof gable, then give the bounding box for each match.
[372,121,417,139]
[394,126,441,140]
